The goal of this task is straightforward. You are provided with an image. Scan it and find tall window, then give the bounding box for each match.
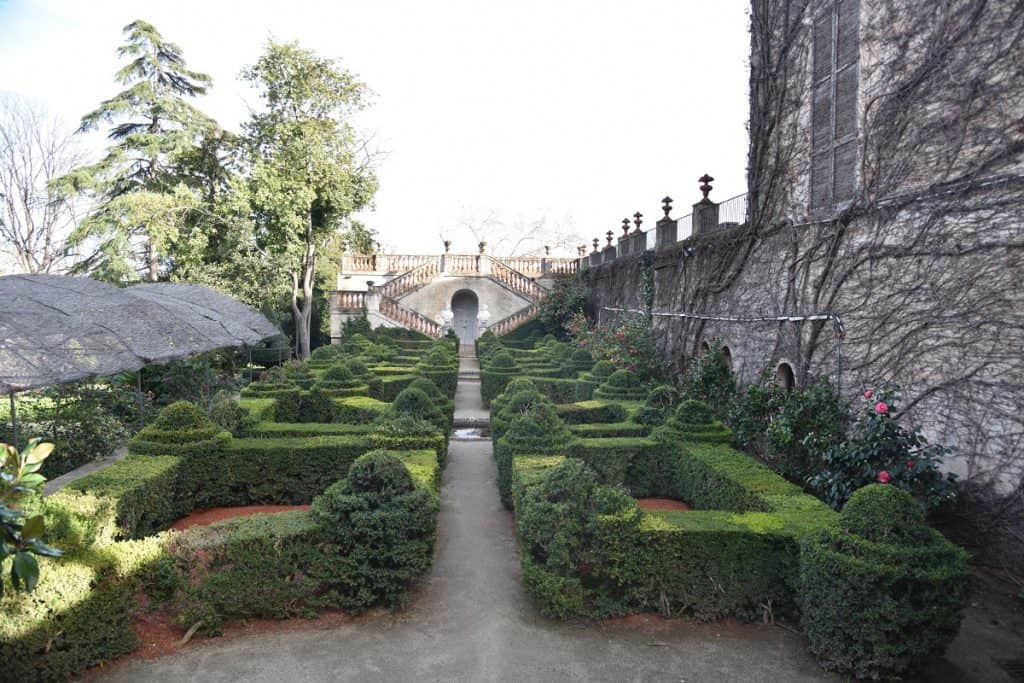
[811,0,860,212]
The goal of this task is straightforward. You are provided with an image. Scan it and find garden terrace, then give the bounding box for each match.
[488,331,971,675]
[2,329,455,682]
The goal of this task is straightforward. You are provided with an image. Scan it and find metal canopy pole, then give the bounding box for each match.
[8,392,17,447]
[135,371,145,431]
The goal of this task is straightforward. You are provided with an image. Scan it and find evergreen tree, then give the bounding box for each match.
[57,20,215,281]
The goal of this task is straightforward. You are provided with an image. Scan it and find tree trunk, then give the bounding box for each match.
[147,238,159,282]
[291,213,317,360]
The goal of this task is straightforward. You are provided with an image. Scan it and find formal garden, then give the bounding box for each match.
[477,307,973,681]
[1,328,459,681]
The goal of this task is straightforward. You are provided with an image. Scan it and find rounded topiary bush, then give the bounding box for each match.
[840,483,932,545]
[594,369,647,401]
[575,360,617,401]
[283,361,316,388]
[346,358,370,378]
[129,400,230,456]
[567,348,595,373]
[800,484,971,679]
[674,399,714,425]
[240,366,299,397]
[494,401,573,508]
[408,377,444,400]
[391,387,446,432]
[311,451,439,611]
[491,388,547,439]
[345,450,416,497]
[635,385,680,426]
[516,458,640,618]
[369,415,445,464]
[481,351,520,405]
[590,360,616,380]
[314,363,368,397]
[655,399,733,444]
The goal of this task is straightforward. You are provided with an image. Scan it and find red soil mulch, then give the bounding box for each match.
[169,505,311,531]
[636,498,692,512]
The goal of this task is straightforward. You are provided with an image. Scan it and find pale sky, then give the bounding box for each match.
[0,0,751,256]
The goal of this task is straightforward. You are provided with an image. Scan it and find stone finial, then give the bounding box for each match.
[606,230,614,246]
[633,211,643,232]
[662,196,673,218]
[478,241,486,254]
[544,245,551,256]
[621,218,631,236]
[443,239,451,253]
[592,238,600,253]
[699,174,715,201]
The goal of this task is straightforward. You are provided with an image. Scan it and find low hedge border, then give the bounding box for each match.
[556,400,628,424]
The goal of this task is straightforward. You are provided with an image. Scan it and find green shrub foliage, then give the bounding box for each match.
[494,401,572,508]
[634,385,680,426]
[800,484,971,679]
[311,451,439,611]
[516,459,640,618]
[208,391,256,437]
[391,387,447,432]
[128,401,230,456]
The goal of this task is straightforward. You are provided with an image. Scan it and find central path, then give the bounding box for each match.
[97,348,834,682]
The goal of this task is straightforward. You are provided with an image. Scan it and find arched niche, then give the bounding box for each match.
[775,361,795,391]
[450,289,479,344]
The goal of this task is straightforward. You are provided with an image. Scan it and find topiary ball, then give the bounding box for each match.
[605,369,639,389]
[321,364,355,382]
[840,483,931,545]
[489,351,516,369]
[391,387,441,423]
[347,359,370,377]
[674,400,714,426]
[571,348,592,362]
[151,400,215,431]
[346,450,415,497]
[408,377,445,400]
[590,360,616,379]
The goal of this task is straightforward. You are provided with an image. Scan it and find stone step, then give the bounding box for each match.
[453,416,490,429]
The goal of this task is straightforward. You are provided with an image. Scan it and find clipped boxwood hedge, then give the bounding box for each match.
[556,400,628,425]
[334,396,391,423]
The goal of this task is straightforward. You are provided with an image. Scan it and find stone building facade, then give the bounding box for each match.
[586,0,1023,511]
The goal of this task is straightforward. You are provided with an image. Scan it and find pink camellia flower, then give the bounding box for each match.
[864,389,874,399]
[877,470,890,484]
[906,460,914,469]
[875,401,889,414]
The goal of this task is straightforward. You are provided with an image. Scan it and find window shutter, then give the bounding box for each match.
[813,14,833,83]
[836,0,860,69]
[834,65,858,140]
[833,140,857,203]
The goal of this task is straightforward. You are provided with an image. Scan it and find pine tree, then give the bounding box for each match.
[57,20,215,281]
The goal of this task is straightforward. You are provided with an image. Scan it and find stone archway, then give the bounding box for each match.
[451,289,480,344]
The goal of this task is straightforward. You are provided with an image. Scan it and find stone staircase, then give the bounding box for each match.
[335,252,577,339]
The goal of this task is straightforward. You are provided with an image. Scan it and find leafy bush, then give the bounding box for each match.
[311,451,439,611]
[800,484,971,679]
[208,391,256,437]
[537,274,587,337]
[494,401,573,508]
[729,372,845,485]
[369,415,447,465]
[634,384,680,426]
[808,387,958,511]
[515,458,639,618]
[567,311,661,381]
[574,359,616,401]
[679,342,736,418]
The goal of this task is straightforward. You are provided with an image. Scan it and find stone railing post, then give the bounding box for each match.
[655,196,678,250]
[692,174,720,235]
[364,281,380,314]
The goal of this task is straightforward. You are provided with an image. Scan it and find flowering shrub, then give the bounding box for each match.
[566,311,661,382]
[808,386,958,511]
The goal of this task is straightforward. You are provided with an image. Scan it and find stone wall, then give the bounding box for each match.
[587,0,1024,498]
